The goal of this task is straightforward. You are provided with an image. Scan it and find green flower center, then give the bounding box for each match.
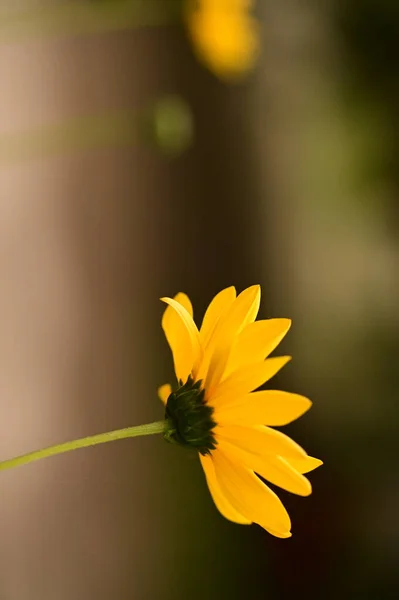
[164,376,217,455]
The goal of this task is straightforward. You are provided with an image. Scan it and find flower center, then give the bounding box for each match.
[164,376,217,455]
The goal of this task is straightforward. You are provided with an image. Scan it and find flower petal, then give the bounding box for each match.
[216,439,311,496]
[161,296,202,383]
[173,292,193,317]
[215,424,307,459]
[158,383,172,405]
[200,285,260,389]
[215,390,312,426]
[199,286,236,348]
[224,318,291,377]
[285,456,323,474]
[210,356,291,406]
[265,528,292,539]
[212,449,291,535]
[260,457,311,496]
[199,454,251,524]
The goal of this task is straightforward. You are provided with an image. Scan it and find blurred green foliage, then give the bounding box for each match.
[331,0,399,187]
[0,0,179,42]
[144,96,194,157]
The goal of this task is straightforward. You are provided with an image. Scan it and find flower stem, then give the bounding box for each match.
[0,421,166,472]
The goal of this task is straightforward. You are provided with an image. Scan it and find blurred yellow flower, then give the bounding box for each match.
[185,0,259,79]
[159,285,322,538]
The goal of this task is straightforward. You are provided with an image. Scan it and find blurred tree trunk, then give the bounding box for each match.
[0,3,267,600]
[0,6,175,600]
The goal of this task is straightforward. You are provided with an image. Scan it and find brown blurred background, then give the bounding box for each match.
[0,1,398,599]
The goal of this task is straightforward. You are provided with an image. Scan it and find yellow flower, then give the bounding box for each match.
[159,285,322,538]
[185,0,259,79]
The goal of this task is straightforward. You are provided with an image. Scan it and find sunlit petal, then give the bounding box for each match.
[158,383,172,405]
[161,297,202,383]
[213,449,291,534]
[216,439,311,496]
[199,286,236,348]
[285,456,323,474]
[211,356,291,406]
[173,292,193,317]
[201,285,260,390]
[215,390,312,425]
[215,424,307,459]
[200,454,251,524]
[265,528,292,539]
[225,318,291,377]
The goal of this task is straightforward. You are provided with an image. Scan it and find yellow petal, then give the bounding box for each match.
[213,449,291,534]
[173,292,193,317]
[199,454,251,524]
[216,439,311,496]
[215,424,307,459]
[265,528,292,539]
[215,390,312,426]
[210,356,291,406]
[285,456,323,474]
[199,286,236,348]
[196,0,254,8]
[158,383,172,405]
[204,285,261,391]
[225,318,291,377]
[199,285,260,390]
[161,296,202,383]
[215,285,261,339]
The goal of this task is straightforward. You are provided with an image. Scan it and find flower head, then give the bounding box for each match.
[185,0,259,80]
[159,285,322,538]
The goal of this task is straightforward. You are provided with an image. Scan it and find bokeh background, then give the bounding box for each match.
[1,1,398,599]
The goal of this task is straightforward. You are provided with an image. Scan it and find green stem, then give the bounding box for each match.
[0,421,166,472]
